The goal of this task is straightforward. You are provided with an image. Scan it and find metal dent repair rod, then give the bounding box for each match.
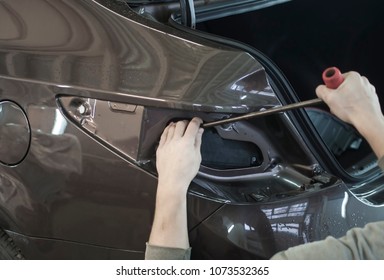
[202,67,344,128]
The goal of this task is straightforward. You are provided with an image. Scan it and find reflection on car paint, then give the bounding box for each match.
[0,0,383,260]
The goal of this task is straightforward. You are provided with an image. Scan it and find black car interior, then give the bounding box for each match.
[194,0,383,177]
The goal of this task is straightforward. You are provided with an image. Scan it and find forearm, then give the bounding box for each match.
[146,118,202,259]
[148,183,189,249]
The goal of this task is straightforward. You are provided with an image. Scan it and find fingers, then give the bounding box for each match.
[158,124,170,148]
[316,71,351,101]
[184,117,203,140]
[174,120,188,138]
[195,128,204,149]
[159,118,203,147]
[361,76,376,94]
[315,84,333,103]
[315,84,326,99]
[159,121,178,146]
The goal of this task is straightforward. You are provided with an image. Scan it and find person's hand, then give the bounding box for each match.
[156,117,204,200]
[147,118,203,250]
[316,71,383,135]
[316,71,384,158]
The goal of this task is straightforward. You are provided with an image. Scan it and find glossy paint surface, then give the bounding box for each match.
[0,0,279,113]
[0,0,383,259]
[189,183,384,259]
[0,79,157,253]
[0,0,276,258]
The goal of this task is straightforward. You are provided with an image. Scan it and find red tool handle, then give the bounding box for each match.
[322,67,344,89]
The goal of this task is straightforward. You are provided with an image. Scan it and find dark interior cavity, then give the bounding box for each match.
[196,0,383,175]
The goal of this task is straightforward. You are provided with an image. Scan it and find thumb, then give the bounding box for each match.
[316,84,327,99]
[316,84,334,104]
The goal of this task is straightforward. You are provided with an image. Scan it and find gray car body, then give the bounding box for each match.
[0,0,383,259]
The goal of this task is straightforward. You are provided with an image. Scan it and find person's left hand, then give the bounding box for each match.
[156,117,204,200]
[148,118,204,250]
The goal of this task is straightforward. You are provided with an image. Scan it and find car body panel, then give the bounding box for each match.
[0,0,268,258]
[0,0,279,113]
[0,0,383,259]
[189,182,384,259]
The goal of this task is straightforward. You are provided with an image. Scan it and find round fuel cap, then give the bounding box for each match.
[0,101,31,165]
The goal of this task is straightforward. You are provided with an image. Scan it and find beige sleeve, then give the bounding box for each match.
[271,221,384,260]
[378,156,384,171]
[145,243,191,260]
[271,156,384,260]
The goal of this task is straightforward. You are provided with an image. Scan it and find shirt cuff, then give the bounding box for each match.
[145,243,191,260]
[378,156,384,171]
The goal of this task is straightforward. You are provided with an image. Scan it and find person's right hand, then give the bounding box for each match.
[316,71,384,158]
[316,71,382,131]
